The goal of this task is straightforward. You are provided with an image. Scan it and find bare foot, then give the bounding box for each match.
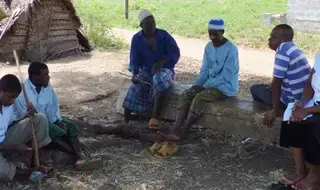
[280,174,306,185]
[292,172,320,190]
[75,156,87,167]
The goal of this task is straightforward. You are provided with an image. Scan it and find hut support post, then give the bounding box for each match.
[125,0,128,19]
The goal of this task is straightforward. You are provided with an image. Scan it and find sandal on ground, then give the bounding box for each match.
[148,142,165,154]
[75,157,103,171]
[149,118,160,130]
[144,141,165,159]
[267,182,295,190]
[153,142,179,159]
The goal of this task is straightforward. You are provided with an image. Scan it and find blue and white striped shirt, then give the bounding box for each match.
[273,41,311,105]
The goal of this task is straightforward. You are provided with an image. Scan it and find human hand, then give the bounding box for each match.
[25,103,37,117]
[186,85,205,96]
[14,144,32,154]
[131,74,139,84]
[152,60,167,74]
[262,109,277,127]
[290,108,308,122]
[56,121,67,135]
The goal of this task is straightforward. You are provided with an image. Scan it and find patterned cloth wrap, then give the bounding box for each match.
[123,68,174,113]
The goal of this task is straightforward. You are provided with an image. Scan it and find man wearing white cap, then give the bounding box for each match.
[122,10,180,128]
[164,18,239,141]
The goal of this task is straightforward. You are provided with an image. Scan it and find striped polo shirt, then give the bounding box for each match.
[273,41,311,105]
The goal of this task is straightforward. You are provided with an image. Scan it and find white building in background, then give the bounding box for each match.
[287,0,320,33]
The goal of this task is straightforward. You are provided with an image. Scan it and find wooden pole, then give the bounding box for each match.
[125,0,129,19]
[13,50,41,189]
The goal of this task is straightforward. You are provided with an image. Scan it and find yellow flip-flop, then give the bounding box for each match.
[154,142,179,159]
[144,141,165,159]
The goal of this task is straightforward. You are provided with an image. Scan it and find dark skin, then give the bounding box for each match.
[125,15,168,124]
[30,68,87,167]
[263,27,290,127]
[187,29,227,96]
[0,91,32,153]
[163,29,228,141]
[0,90,51,179]
[283,69,320,190]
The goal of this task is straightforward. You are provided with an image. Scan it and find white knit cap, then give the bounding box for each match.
[138,9,152,23]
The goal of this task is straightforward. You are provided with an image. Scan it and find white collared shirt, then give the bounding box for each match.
[13,79,62,123]
[0,105,14,143]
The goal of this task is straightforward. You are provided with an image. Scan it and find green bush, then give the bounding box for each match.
[74,0,127,50]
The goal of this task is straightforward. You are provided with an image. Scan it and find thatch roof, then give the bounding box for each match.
[0,0,82,40]
[0,0,91,62]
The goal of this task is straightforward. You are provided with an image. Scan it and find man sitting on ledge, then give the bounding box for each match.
[250,24,311,127]
[164,18,239,141]
[122,9,180,129]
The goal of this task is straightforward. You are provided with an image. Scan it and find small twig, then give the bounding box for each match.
[78,91,116,104]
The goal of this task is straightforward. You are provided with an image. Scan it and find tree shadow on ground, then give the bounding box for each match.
[26,69,292,190]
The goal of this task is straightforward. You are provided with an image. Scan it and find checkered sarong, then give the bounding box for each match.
[122,68,174,113]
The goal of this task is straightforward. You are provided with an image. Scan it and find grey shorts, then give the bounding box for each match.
[0,113,51,181]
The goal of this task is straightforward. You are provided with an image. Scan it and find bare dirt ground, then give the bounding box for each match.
[0,31,298,189]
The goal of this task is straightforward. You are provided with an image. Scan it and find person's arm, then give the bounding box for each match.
[128,35,141,75]
[202,47,239,88]
[163,32,180,66]
[194,45,210,87]
[271,51,291,114]
[270,77,283,114]
[300,69,315,101]
[50,88,62,124]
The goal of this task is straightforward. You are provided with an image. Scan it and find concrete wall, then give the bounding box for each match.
[287,0,320,33]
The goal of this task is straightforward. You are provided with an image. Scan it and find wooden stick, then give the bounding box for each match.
[13,50,41,189]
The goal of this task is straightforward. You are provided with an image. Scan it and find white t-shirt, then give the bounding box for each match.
[312,52,320,104]
[0,105,14,143]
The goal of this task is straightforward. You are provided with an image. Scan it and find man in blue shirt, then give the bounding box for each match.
[164,18,239,141]
[122,10,180,128]
[250,24,311,127]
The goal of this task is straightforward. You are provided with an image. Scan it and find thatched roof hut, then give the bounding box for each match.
[0,0,91,62]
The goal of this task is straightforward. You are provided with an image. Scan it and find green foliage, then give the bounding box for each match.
[74,0,127,50]
[74,0,320,54]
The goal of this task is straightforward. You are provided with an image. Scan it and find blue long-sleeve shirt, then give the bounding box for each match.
[129,29,180,74]
[194,41,239,97]
[13,79,62,124]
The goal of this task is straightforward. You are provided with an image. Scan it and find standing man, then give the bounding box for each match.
[164,18,239,141]
[0,74,52,181]
[250,24,311,127]
[122,9,180,129]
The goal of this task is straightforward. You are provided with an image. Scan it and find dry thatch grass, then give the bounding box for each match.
[6,124,290,190]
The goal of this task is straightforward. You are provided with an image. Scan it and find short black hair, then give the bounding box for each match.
[274,24,294,41]
[28,61,48,80]
[0,74,21,93]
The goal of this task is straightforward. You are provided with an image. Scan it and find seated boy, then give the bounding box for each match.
[13,62,101,171]
[0,74,52,181]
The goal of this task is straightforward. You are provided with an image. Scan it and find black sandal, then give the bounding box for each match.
[267,182,295,190]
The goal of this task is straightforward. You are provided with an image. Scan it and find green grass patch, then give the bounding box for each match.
[74,0,320,54]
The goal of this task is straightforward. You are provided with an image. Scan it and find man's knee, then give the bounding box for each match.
[33,113,49,130]
[33,113,47,122]
[250,84,259,95]
[192,93,204,107]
